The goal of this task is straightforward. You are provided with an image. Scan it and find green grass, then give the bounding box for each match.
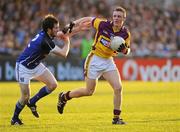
[0,81,180,132]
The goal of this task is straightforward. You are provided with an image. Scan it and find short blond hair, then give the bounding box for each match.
[113,6,126,18]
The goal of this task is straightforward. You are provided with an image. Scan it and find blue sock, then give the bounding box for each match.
[29,86,52,105]
[12,101,25,119]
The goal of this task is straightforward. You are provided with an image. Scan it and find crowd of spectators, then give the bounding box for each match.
[0,0,179,58]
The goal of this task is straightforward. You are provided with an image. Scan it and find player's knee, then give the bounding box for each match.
[87,91,93,96]
[48,82,58,91]
[21,94,30,104]
[85,89,94,96]
[24,94,30,101]
[114,88,121,93]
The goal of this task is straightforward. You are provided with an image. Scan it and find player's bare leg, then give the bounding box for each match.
[57,77,96,114]
[103,70,125,125]
[69,78,96,97]
[28,69,57,118]
[11,83,30,125]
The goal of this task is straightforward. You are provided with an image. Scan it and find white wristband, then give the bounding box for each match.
[124,48,131,55]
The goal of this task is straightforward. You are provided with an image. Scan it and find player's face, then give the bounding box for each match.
[113,11,125,27]
[51,23,59,37]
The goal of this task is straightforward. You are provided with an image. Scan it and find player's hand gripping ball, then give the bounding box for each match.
[110,36,126,52]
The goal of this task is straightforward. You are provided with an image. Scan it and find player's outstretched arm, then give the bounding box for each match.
[51,31,70,58]
[63,17,94,37]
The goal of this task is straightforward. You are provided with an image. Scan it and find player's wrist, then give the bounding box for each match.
[123,48,130,55]
[63,36,70,44]
[62,21,75,34]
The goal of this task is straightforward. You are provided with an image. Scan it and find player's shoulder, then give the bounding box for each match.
[94,17,107,21]
[29,31,44,44]
[93,17,107,23]
[92,17,108,29]
[121,26,131,35]
[39,30,46,38]
[39,30,52,42]
[121,26,129,32]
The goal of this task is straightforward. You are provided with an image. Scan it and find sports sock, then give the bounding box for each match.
[29,86,52,105]
[62,91,71,101]
[12,101,25,119]
[113,109,121,119]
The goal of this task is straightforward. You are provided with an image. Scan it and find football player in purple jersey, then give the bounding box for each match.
[57,6,131,125]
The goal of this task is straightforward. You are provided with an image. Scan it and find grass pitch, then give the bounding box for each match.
[0,81,179,132]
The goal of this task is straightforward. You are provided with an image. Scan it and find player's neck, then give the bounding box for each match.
[47,32,53,39]
[112,25,122,32]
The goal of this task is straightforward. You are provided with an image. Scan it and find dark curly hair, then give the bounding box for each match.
[42,14,58,32]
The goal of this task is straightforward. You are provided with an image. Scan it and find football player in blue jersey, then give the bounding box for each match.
[57,6,131,125]
[11,14,71,125]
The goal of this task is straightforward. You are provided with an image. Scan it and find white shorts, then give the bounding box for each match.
[84,53,117,79]
[15,62,47,84]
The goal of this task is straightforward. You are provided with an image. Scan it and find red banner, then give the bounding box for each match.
[114,58,180,81]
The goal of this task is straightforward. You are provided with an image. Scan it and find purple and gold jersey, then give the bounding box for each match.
[91,18,131,58]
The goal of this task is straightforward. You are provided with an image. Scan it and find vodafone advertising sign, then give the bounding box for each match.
[114,58,180,81]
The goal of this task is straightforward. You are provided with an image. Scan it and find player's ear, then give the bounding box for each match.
[123,16,126,21]
[47,28,50,32]
[47,28,53,34]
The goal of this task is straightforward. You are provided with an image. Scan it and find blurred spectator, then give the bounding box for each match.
[0,0,179,58]
[80,31,94,66]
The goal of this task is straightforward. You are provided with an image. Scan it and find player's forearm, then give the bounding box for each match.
[122,48,131,55]
[65,26,83,37]
[59,39,70,58]
[66,25,90,37]
[65,17,94,36]
[73,17,94,26]
[123,43,131,55]
[51,38,70,58]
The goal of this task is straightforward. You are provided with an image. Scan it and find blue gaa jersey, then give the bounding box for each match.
[17,31,55,69]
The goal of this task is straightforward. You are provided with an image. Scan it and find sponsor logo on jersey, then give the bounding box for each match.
[100,38,110,47]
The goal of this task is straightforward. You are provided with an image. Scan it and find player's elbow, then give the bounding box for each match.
[85,88,95,96]
[54,49,69,58]
[56,53,66,58]
[61,51,69,58]
[61,54,68,58]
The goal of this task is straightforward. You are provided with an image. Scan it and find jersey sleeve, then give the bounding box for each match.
[125,31,131,48]
[92,18,106,30]
[41,38,55,54]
